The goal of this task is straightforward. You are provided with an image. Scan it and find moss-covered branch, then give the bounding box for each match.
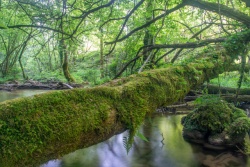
[0,50,232,166]
[186,0,250,28]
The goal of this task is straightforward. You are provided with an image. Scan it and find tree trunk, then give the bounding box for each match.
[58,1,75,83]
[0,50,232,167]
[60,39,75,82]
[18,33,32,80]
[58,40,64,67]
[141,0,154,72]
[100,28,104,78]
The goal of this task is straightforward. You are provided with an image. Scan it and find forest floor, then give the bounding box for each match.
[0,79,84,91]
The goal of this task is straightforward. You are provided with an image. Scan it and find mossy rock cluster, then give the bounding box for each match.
[181,95,250,148]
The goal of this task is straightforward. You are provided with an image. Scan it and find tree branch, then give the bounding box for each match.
[111,0,145,44]
[69,0,115,37]
[185,0,250,28]
[106,2,187,45]
[147,37,226,51]
[3,25,69,35]
[170,23,213,63]
[105,0,145,56]
[115,36,226,78]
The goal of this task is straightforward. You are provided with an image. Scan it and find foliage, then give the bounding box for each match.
[122,129,149,154]
[223,30,250,59]
[210,71,250,88]
[0,0,249,82]
[122,129,136,155]
[0,0,250,165]
[194,94,222,106]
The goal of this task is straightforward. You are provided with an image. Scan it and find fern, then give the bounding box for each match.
[123,136,133,154]
[122,130,149,154]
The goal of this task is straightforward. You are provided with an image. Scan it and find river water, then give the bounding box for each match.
[1,90,250,167]
[0,89,50,102]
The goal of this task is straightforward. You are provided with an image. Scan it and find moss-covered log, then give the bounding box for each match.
[203,84,250,95]
[0,51,232,167]
[222,95,250,103]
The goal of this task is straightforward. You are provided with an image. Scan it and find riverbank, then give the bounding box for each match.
[0,79,85,91]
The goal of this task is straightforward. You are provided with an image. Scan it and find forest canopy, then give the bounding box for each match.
[0,0,249,85]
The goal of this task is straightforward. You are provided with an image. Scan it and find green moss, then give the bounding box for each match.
[231,107,248,120]
[182,97,232,133]
[225,117,250,137]
[0,88,122,167]
[182,95,250,143]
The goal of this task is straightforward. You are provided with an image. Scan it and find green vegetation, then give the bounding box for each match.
[0,0,250,166]
[182,95,232,133]
[223,30,250,59]
[0,87,130,166]
[182,95,250,144]
[0,52,231,166]
[0,0,249,85]
[210,71,250,88]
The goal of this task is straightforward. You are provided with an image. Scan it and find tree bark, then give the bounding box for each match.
[61,40,75,83]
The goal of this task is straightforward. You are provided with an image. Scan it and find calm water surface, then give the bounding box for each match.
[40,115,250,167]
[1,90,249,167]
[0,89,50,102]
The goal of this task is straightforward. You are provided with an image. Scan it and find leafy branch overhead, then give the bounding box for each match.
[0,0,249,81]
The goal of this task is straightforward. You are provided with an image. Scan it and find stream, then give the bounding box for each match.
[1,90,250,167]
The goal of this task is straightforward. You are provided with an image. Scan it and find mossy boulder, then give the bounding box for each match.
[181,95,250,148]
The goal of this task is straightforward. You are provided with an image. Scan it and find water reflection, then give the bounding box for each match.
[0,90,49,102]
[41,115,250,167]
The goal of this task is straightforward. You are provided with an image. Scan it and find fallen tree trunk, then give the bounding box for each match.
[222,95,250,103]
[203,84,250,95]
[184,94,250,103]
[0,50,232,167]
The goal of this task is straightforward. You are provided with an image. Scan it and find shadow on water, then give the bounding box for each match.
[41,115,250,167]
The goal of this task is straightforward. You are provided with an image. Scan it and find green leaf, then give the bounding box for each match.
[136,131,149,142]
[0,20,7,29]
